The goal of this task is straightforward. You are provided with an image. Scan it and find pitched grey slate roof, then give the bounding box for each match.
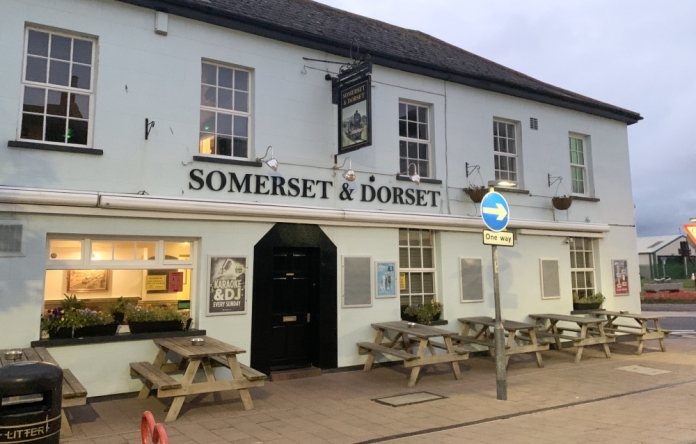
[119,0,642,124]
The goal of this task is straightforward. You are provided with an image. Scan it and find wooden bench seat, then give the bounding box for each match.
[428,340,474,355]
[209,356,267,381]
[451,335,512,349]
[357,342,418,361]
[130,361,182,390]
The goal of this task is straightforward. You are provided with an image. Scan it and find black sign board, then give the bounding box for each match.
[337,63,372,154]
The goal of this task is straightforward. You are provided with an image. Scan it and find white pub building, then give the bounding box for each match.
[0,0,642,396]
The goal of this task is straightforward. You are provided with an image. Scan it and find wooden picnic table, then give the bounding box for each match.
[587,310,670,354]
[357,321,470,388]
[130,336,266,422]
[529,313,615,363]
[0,347,86,437]
[456,316,549,368]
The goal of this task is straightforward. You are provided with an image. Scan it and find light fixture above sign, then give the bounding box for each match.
[333,156,356,182]
[256,146,279,171]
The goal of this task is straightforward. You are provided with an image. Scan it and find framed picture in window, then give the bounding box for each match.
[375,262,397,298]
[612,259,629,296]
[67,270,110,292]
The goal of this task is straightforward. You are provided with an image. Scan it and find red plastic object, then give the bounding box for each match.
[141,411,168,444]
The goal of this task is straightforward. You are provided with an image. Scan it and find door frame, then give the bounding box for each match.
[251,223,337,374]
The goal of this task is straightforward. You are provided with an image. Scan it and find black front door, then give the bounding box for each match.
[269,247,320,370]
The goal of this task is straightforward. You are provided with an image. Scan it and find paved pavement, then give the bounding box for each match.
[61,336,696,444]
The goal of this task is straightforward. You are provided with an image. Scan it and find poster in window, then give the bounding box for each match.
[207,256,246,316]
[612,259,629,295]
[169,271,184,293]
[337,64,372,154]
[375,262,397,298]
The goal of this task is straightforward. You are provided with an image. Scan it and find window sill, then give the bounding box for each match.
[30,328,205,348]
[193,155,262,167]
[497,187,530,195]
[572,195,600,202]
[395,175,443,185]
[8,141,103,155]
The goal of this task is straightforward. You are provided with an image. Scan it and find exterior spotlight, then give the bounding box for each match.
[256,146,279,171]
[487,179,516,191]
[408,163,421,185]
[334,157,356,182]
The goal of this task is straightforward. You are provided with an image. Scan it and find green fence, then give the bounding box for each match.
[647,256,695,280]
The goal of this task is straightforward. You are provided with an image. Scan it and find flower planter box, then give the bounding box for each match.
[48,323,119,339]
[128,320,185,334]
[573,302,601,310]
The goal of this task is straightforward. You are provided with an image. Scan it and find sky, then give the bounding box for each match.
[315,0,696,237]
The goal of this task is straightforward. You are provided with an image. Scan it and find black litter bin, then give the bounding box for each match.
[0,361,63,444]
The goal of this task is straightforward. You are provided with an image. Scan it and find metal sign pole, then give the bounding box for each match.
[491,244,507,400]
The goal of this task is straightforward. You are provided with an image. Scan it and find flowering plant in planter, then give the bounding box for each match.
[125,304,190,333]
[403,300,443,325]
[573,292,605,310]
[41,307,117,339]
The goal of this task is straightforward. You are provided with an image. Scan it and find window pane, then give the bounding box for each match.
[399,229,408,246]
[235,70,249,91]
[418,106,427,123]
[72,39,92,64]
[50,35,71,61]
[498,123,506,137]
[399,140,407,157]
[407,121,417,139]
[21,114,43,140]
[418,124,428,140]
[493,121,498,136]
[422,248,433,268]
[136,242,156,260]
[70,64,91,89]
[199,133,215,154]
[27,30,49,57]
[399,247,409,267]
[423,273,434,292]
[399,158,407,174]
[217,136,232,156]
[217,113,232,135]
[508,139,515,154]
[234,91,248,112]
[201,63,216,85]
[45,116,66,143]
[410,273,423,293]
[201,85,216,107]
[91,241,112,260]
[26,56,47,83]
[164,242,191,260]
[408,142,417,158]
[509,157,516,172]
[114,242,135,260]
[409,229,421,246]
[576,252,585,268]
[200,110,215,132]
[23,87,45,113]
[399,120,407,137]
[218,67,233,88]
[493,138,498,152]
[233,138,247,157]
[69,93,89,118]
[585,252,593,269]
[398,103,406,120]
[419,161,428,178]
[507,124,514,138]
[407,105,417,121]
[218,88,232,109]
[46,90,67,116]
[419,144,428,160]
[68,119,88,145]
[48,60,70,86]
[409,248,421,268]
[233,116,248,137]
[48,239,81,260]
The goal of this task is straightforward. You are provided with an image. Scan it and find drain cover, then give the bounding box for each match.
[616,365,671,375]
[374,392,445,407]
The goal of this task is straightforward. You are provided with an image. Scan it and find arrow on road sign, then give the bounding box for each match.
[482,203,508,221]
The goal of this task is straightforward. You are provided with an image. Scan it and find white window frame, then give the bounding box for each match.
[399,228,437,307]
[569,237,596,299]
[398,101,432,178]
[493,118,520,186]
[19,27,96,147]
[46,236,194,270]
[569,133,589,196]
[199,60,252,160]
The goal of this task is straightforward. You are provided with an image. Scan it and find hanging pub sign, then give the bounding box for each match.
[337,62,372,154]
[207,256,247,315]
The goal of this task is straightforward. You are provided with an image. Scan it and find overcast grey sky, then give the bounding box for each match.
[316,0,696,237]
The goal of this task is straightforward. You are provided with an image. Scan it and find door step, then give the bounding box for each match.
[270,366,322,382]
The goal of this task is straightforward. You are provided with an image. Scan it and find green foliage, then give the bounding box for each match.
[404,300,442,325]
[125,304,188,324]
[109,296,129,314]
[60,294,85,310]
[573,292,605,304]
[41,308,114,334]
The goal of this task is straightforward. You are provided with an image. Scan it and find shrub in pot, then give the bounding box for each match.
[109,296,129,325]
[402,301,442,325]
[464,186,487,203]
[573,292,605,310]
[125,304,190,334]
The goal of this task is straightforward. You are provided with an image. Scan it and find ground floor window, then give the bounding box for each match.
[570,237,595,298]
[399,228,436,309]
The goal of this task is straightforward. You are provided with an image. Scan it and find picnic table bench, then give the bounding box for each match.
[0,347,86,437]
[130,336,265,422]
[529,313,615,363]
[456,316,549,368]
[587,310,670,354]
[357,321,470,387]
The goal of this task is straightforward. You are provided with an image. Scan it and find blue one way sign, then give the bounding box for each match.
[480,192,509,232]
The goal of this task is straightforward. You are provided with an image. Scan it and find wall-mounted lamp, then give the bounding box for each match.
[333,156,356,182]
[487,179,516,190]
[145,118,155,140]
[408,163,421,185]
[465,162,480,178]
[565,237,573,244]
[548,174,562,187]
[256,146,279,171]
